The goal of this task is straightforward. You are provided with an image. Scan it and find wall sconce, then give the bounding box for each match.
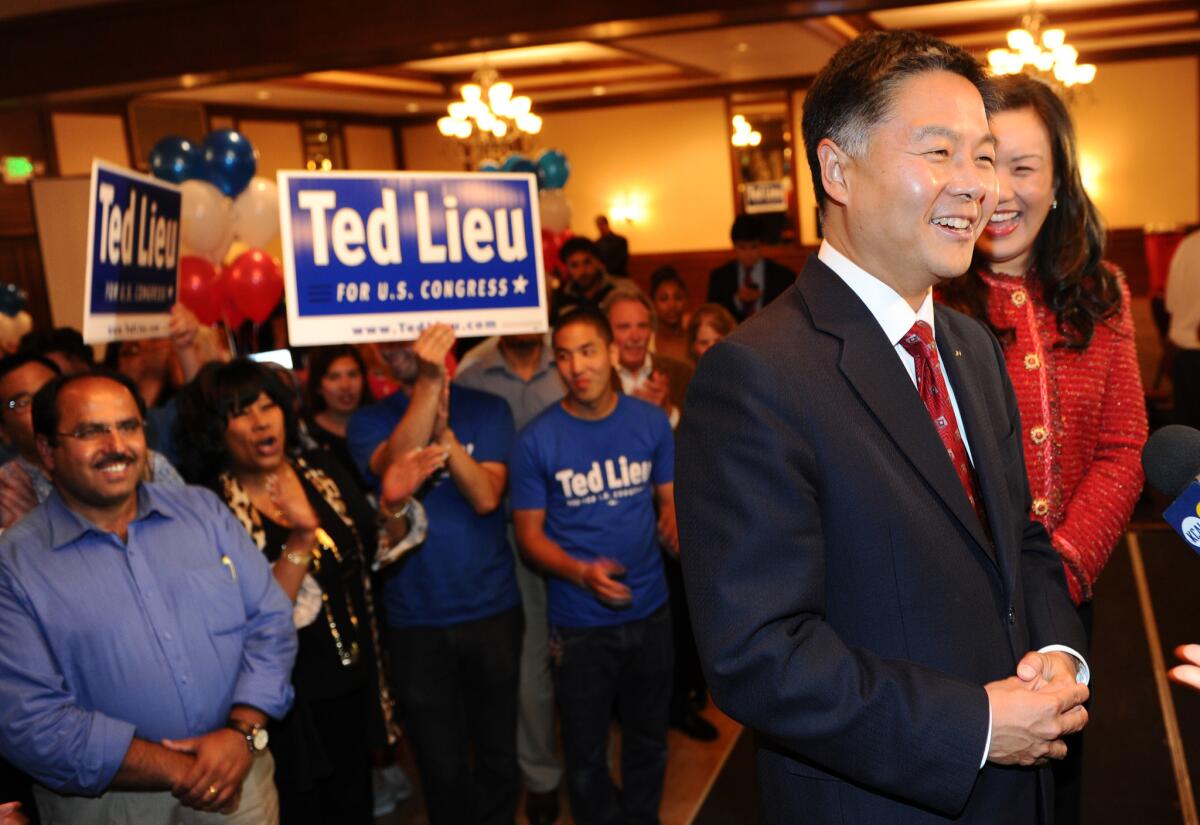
[610,192,649,225]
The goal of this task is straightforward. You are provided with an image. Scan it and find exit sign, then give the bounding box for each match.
[3,157,34,184]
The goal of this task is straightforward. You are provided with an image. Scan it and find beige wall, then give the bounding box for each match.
[401,122,466,172]
[237,119,304,179]
[345,124,397,170]
[539,99,735,253]
[1072,56,1198,228]
[791,89,820,246]
[51,112,130,175]
[403,98,736,253]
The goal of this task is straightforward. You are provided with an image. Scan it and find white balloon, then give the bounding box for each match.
[12,311,32,338]
[232,177,280,248]
[539,188,572,233]
[181,180,234,261]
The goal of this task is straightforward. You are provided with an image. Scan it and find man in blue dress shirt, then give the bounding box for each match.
[0,372,297,824]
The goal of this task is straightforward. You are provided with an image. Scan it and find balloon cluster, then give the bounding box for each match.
[480,150,574,281]
[149,131,283,325]
[178,250,283,328]
[0,283,33,353]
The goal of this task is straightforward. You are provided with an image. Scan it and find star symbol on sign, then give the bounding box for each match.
[513,275,529,295]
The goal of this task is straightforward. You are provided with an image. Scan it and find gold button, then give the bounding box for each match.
[1032,498,1050,517]
[1030,425,1048,445]
[1011,290,1027,307]
[1024,353,1040,370]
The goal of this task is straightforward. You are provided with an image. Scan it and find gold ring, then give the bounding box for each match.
[207,784,218,797]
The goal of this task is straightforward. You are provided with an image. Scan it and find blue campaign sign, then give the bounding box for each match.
[278,171,548,346]
[82,160,181,343]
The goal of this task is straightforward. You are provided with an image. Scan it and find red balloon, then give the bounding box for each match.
[178,256,223,325]
[222,280,246,329]
[225,248,283,324]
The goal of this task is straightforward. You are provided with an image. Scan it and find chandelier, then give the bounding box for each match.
[437,66,543,167]
[987,8,1096,88]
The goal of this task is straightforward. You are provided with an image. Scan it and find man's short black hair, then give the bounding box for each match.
[730,214,763,245]
[801,30,992,211]
[559,236,601,265]
[32,371,147,447]
[18,327,94,367]
[553,306,613,346]
[0,352,61,388]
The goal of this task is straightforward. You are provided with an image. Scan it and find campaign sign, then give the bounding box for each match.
[743,180,788,214]
[278,171,547,346]
[82,160,180,343]
[1164,481,1200,550]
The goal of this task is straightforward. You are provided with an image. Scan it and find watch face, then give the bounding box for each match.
[252,727,269,751]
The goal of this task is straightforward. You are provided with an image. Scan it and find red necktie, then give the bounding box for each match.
[898,321,986,527]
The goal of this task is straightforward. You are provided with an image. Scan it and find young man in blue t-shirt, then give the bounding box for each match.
[511,308,678,825]
[347,324,522,825]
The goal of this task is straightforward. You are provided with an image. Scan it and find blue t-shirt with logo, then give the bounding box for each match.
[510,395,672,628]
[347,384,520,628]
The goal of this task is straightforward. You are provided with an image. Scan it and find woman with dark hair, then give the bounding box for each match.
[301,345,375,493]
[649,266,690,363]
[938,73,1146,824]
[175,359,443,825]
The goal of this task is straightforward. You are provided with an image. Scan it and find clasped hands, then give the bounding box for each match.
[985,650,1089,767]
[162,728,253,814]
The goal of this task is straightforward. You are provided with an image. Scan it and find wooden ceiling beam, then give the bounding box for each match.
[919,0,1197,39]
[0,0,954,107]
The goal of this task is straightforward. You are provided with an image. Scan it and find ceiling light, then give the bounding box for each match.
[440,66,544,165]
[989,6,1096,92]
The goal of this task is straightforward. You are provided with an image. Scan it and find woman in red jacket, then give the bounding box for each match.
[939,73,1147,824]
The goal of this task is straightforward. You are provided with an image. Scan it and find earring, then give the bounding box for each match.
[1051,199,1058,210]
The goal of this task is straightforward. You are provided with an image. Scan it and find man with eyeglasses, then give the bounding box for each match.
[0,372,297,824]
[0,354,184,530]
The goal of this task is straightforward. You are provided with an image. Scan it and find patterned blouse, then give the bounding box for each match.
[976,264,1147,604]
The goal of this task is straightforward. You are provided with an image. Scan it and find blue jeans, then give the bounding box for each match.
[551,606,673,825]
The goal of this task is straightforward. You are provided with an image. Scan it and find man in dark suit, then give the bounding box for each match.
[676,31,1090,824]
[706,214,796,321]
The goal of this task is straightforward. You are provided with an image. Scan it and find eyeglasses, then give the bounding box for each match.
[3,395,32,412]
[57,420,145,442]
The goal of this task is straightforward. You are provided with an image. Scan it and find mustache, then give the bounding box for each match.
[92,452,137,469]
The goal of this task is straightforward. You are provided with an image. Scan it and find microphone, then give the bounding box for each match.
[1142,425,1200,547]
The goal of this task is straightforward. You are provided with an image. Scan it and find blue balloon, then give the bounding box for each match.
[501,154,537,176]
[535,149,570,190]
[149,136,200,183]
[0,283,26,317]
[478,160,501,172]
[199,129,257,197]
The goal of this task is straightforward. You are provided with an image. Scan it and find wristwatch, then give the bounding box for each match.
[226,719,269,754]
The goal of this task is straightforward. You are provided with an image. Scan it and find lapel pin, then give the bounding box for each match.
[954,349,963,357]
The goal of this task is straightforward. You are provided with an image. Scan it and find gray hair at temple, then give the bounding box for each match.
[801,30,994,211]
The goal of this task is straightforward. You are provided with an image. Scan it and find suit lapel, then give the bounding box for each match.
[796,257,997,567]
[935,317,1016,584]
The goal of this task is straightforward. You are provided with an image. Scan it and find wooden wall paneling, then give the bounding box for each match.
[0,236,52,332]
